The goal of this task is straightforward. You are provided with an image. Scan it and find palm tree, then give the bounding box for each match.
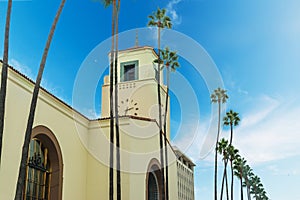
[102,0,121,199]
[0,0,12,166]
[250,175,263,199]
[114,1,121,199]
[242,164,253,200]
[223,110,240,145]
[14,1,66,199]
[249,175,269,200]
[217,138,230,200]
[234,155,246,200]
[158,47,180,131]
[211,87,228,200]
[154,46,179,200]
[227,145,239,200]
[148,8,172,200]
[221,110,240,200]
[103,0,115,199]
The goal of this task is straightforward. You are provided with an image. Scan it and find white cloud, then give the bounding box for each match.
[172,94,300,167]
[9,58,35,80]
[79,108,100,119]
[166,0,182,26]
[239,95,280,128]
[231,96,300,165]
[172,113,218,164]
[8,58,69,105]
[41,78,68,103]
[266,162,300,176]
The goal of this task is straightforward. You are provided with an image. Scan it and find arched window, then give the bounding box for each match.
[148,172,159,200]
[24,139,51,200]
[23,126,63,200]
[146,159,163,200]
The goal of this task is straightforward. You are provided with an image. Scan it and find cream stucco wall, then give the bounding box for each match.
[86,117,177,200]
[0,65,90,200]
[0,45,192,200]
[101,46,171,139]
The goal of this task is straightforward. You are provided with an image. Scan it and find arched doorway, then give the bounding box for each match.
[23,126,63,200]
[146,158,163,200]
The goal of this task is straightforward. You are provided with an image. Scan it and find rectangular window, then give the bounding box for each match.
[124,64,135,81]
[120,60,138,82]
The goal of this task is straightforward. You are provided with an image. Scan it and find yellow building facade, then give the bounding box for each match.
[0,46,195,200]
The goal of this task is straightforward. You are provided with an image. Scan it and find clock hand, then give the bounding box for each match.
[127,107,134,111]
[125,107,134,115]
[125,107,134,111]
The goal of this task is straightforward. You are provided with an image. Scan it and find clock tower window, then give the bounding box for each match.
[120,60,139,82]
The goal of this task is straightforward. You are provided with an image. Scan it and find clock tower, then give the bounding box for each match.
[101,46,170,139]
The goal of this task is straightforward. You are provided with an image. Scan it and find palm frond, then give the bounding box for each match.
[148,15,155,20]
[101,0,113,7]
[147,20,157,27]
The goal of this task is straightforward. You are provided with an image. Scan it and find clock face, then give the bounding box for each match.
[118,98,139,116]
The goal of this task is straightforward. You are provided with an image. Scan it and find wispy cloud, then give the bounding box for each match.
[9,58,69,105]
[239,95,280,128]
[172,94,300,167]
[166,0,182,26]
[172,114,216,163]
[229,96,300,165]
[9,58,35,80]
[268,165,300,176]
[80,108,100,119]
[41,78,68,103]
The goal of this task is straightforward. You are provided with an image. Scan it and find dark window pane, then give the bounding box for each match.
[24,139,51,200]
[124,64,135,81]
[148,172,159,200]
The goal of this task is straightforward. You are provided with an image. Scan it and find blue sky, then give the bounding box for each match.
[1,0,300,199]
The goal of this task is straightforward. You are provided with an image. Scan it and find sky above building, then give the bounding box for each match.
[1,0,300,199]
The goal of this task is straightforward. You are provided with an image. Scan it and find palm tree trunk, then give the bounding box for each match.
[14,1,65,199]
[225,169,229,200]
[157,25,165,200]
[214,101,221,200]
[114,1,121,200]
[229,124,233,145]
[220,161,225,200]
[246,178,251,200]
[164,66,170,130]
[163,66,170,200]
[109,1,116,199]
[240,171,244,200]
[230,160,234,200]
[220,160,229,200]
[0,0,12,166]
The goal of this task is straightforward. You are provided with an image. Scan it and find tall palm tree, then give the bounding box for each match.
[249,175,269,200]
[221,110,240,200]
[234,155,246,200]
[158,47,180,132]
[14,1,66,199]
[242,164,253,200]
[103,0,115,199]
[217,138,230,200]
[211,87,228,200]
[249,175,262,199]
[148,8,172,200]
[228,145,239,200]
[102,0,121,199]
[0,0,12,166]
[114,1,121,199]
[154,46,179,200]
[223,110,240,145]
